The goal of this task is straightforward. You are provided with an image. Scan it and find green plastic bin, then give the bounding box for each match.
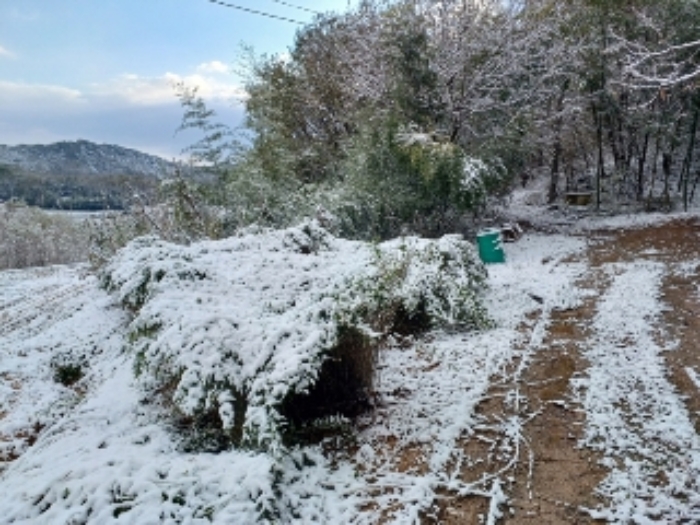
[477,229,505,264]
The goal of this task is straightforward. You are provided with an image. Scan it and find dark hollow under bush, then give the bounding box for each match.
[390,300,432,336]
[280,326,376,436]
[172,409,234,453]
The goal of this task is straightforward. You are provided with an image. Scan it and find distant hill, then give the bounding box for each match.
[0,140,179,210]
[0,140,175,178]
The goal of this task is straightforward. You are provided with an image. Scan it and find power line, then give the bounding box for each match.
[269,0,321,15]
[206,0,304,25]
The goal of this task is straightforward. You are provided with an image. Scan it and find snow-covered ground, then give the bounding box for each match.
[1,211,700,523]
[575,262,700,522]
[503,173,700,234]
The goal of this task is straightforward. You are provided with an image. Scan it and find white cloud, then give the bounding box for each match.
[91,70,247,106]
[196,60,230,75]
[90,74,180,106]
[0,81,82,100]
[0,81,85,111]
[0,45,16,59]
[0,65,247,157]
[0,62,245,111]
[0,124,66,146]
[168,72,248,102]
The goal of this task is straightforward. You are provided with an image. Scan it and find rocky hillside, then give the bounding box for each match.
[0,140,174,178]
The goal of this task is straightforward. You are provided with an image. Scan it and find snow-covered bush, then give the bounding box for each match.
[102,222,489,451]
[358,235,491,331]
[86,211,147,269]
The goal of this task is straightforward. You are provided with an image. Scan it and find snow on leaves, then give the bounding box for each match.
[101,221,488,450]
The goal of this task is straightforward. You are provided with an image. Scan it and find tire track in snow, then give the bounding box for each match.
[661,262,700,436]
[574,261,700,522]
[433,235,594,524]
[500,271,608,525]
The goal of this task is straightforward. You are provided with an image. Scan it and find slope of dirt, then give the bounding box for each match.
[438,266,609,524]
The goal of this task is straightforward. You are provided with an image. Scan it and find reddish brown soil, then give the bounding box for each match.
[501,296,608,525]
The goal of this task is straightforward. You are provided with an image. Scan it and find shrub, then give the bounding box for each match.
[102,222,489,451]
[279,325,375,432]
[86,211,147,269]
[213,159,317,232]
[353,234,491,331]
[328,120,506,239]
[53,364,84,387]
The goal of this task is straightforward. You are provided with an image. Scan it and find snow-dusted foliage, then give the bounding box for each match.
[396,128,496,198]
[362,235,489,329]
[331,120,507,239]
[461,156,490,193]
[101,222,488,450]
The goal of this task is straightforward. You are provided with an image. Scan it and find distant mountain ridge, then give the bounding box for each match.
[0,140,175,178]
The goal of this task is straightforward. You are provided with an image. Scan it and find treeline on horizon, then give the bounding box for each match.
[0,164,157,211]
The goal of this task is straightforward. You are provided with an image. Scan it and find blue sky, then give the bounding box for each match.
[0,0,355,158]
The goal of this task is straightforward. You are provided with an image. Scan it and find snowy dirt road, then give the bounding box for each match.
[436,219,700,524]
[1,218,699,524]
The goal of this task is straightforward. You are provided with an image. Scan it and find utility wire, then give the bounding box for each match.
[206,0,304,24]
[269,0,322,15]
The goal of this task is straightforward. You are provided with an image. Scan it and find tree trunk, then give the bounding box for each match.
[637,132,650,202]
[549,138,562,204]
[594,107,605,211]
[680,108,699,210]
